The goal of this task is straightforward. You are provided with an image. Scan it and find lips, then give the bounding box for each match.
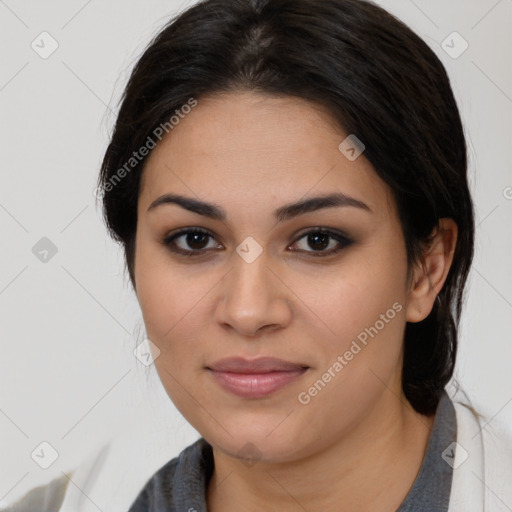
[206,357,309,398]
[207,356,309,373]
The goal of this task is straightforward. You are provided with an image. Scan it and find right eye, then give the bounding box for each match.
[162,228,222,256]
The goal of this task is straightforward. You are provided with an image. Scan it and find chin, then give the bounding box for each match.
[202,422,311,465]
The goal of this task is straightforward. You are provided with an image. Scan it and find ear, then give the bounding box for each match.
[405,218,458,323]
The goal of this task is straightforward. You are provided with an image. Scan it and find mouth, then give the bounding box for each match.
[206,356,310,398]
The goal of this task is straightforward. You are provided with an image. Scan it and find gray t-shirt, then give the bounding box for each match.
[128,390,456,512]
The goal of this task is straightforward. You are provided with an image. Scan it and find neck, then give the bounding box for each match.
[206,391,436,512]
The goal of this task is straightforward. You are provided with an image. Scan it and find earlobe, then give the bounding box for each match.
[405,218,458,323]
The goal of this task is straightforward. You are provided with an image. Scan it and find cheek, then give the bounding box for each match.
[134,250,212,411]
[293,246,407,348]
[291,242,408,406]
[135,231,200,338]
[290,269,407,447]
[134,238,224,390]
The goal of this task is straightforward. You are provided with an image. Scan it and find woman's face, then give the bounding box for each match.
[134,91,416,462]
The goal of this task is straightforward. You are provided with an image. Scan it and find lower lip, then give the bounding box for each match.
[208,369,308,398]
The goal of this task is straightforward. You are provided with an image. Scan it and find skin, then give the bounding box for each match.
[134,91,458,512]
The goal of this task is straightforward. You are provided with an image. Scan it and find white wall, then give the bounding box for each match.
[1,0,511,505]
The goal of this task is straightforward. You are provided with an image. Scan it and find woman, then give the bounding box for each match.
[4,0,512,510]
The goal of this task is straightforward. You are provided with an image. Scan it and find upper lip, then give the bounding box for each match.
[207,357,309,374]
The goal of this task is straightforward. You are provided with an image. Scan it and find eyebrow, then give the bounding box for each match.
[147,192,371,222]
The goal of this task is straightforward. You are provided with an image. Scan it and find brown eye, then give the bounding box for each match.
[163,228,220,256]
[290,229,353,257]
[162,227,353,258]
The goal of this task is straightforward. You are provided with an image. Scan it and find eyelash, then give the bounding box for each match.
[161,228,354,258]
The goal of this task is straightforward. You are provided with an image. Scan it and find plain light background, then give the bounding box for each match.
[1,0,511,505]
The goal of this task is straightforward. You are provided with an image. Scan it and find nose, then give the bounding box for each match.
[214,250,293,338]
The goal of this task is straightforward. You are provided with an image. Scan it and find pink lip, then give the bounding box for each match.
[206,357,309,398]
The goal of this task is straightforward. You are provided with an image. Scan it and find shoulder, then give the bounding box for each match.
[128,437,212,512]
[0,440,110,512]
[127,456,180,511]
[452,393,512,462]
[1,417,206,512]
[0,474,70,512]
[448,389,512,512]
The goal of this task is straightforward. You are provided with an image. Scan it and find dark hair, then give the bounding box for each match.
[97,0,475,416]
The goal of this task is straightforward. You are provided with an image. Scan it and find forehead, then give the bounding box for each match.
[139,91,396,219]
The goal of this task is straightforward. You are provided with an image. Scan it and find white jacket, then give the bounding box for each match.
[2,390,512,511]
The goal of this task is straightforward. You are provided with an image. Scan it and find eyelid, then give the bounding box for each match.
[162,227,354,257]
[162,227,221,256]
[289,228,354,257]
[291,226,352,243]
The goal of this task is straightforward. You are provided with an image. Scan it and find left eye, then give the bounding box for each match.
[163,228,353,257]
[291,229,353,256]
